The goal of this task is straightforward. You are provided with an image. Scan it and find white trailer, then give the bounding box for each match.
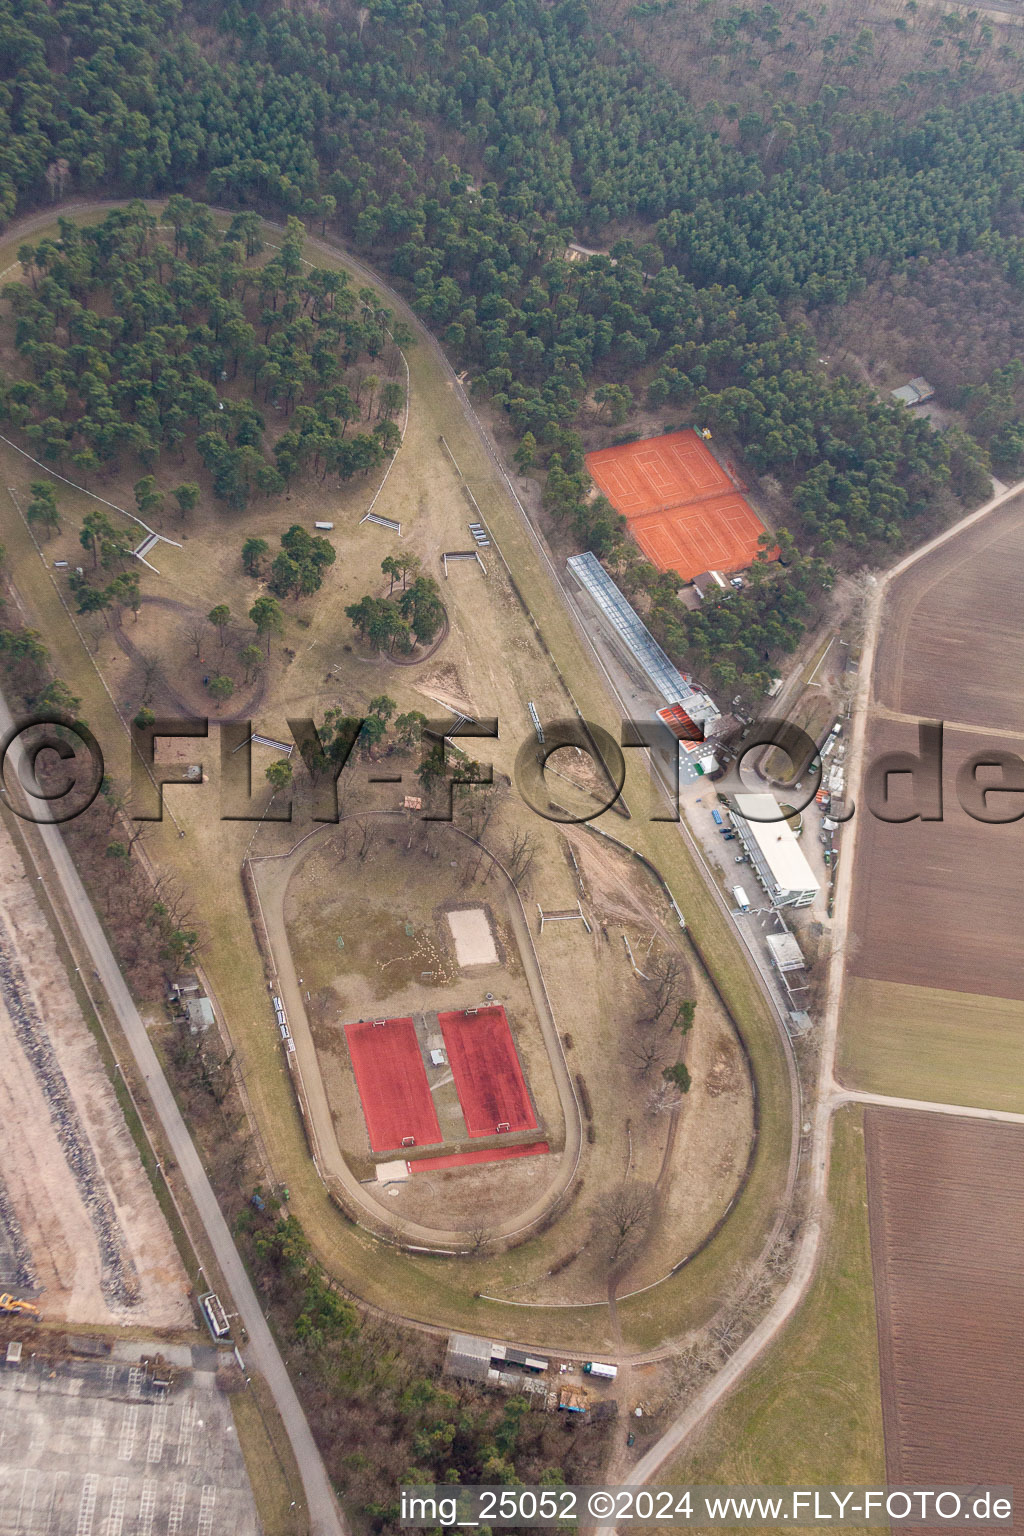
[732,885,751,912]
[583,1360,618,1380]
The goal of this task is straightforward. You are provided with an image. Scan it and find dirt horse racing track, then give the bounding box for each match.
[584,429,770,579]
[865,1108,1024,1523]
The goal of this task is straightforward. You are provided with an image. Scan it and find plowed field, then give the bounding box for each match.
[865,1107,1024,1528]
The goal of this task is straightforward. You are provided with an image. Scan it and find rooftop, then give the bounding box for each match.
[766,931,806,971]
[567,553,719,727]
[444,1333,493,1383]
[733,793,820,897]
[891,377,935,406]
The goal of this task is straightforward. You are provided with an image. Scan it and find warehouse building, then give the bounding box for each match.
[444,1334,493,1384]
[444,1334,550,1387]
[730,793,820,908]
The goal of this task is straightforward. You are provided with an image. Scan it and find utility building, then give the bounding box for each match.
[730,793,820,909]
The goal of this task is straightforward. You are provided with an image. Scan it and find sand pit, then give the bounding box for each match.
[0,814,190,1328]
[447,907,498,967]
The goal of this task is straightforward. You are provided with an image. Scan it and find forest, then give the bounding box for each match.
[233,1203,612,1523]
[0,0,1020,692]
[2,203,403,510]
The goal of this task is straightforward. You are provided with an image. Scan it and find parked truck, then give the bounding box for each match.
[732,886,751,912]
[583,1361,618,1380]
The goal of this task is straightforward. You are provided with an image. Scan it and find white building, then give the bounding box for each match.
[731,792,820,909]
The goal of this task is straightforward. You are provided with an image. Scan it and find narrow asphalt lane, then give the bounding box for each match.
[0,683,346,1536]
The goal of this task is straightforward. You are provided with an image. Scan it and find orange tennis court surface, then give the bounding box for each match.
[345,1017,443,1152]
[586,429,769,580]
[438,1006,538,1137]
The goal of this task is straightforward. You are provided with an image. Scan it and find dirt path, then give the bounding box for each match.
[111,594,270,721]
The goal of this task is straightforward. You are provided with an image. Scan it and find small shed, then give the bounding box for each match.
[168,974,201,1001]
[891,378,935,407]
[5,1342,22,1366]
[444,1333,493,1384]
[766,931,806,974]
[185,997,216,1033]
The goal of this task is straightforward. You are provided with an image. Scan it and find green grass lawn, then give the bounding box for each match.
[667,1107,884,1532]
[839,975,1024,1112]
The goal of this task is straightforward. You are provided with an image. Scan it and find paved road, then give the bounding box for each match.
[595,473,1024,1512]
[0,685,346,1536]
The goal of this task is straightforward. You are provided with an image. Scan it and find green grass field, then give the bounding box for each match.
[667,1107,884,1532]
[839,975,1024,1112]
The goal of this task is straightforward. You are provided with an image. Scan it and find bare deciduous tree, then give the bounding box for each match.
[645,1079,684,1116]
[136,649,162,706]
[505,827,535,888]
[626,1025,671,1080]
[185,618,206,659]
[591,1181,655,1264]
[357,818,380,862]
[643,947,694,1022]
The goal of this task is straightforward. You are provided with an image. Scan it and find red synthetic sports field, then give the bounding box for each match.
[585,429,769,579]
[409,1142,550,1172]
[438,1006,538,1137]
[344,1017,442,1152]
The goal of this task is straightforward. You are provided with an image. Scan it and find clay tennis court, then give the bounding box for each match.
[344,1017,442,1152]
[438,1006,538,1137]
[585,429,769,579]
[866,1108,1024,1526]
[409,1142,549,1172]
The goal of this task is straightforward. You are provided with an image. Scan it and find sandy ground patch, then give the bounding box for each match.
[447,907,499,967]
[0,813,190,1328]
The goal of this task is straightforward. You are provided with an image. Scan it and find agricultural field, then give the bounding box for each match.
[873,496,1024,734]
[840,495,1024,1112]
[840,977,1024,1112]
[865,1108,1024,1506]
